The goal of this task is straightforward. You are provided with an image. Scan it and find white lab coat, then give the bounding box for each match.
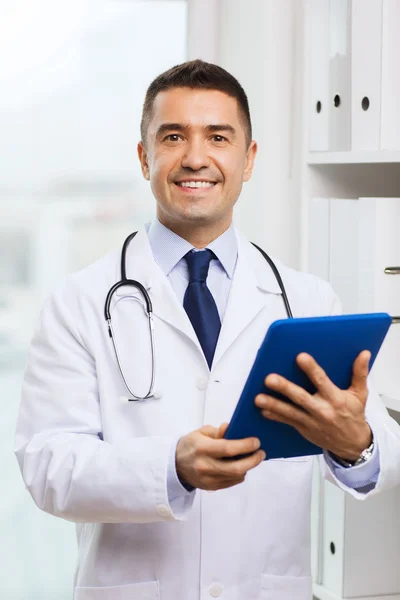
[14,228,400,600]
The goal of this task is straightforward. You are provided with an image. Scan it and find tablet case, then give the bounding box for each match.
[224,313,392,459]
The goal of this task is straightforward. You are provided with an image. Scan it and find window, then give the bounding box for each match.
[0,2,187,597]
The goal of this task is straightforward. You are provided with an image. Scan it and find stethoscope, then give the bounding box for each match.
[104,231,293,401]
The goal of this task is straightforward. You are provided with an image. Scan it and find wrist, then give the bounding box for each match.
[175,438,196,492]
[179,477,196,492]
[330,427,374,467]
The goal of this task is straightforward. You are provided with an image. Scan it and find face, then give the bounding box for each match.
[138,87,257,236]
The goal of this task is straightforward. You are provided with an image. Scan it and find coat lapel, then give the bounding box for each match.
[115,228,203,355]
[114,227,286,369]
[212,232,284,367]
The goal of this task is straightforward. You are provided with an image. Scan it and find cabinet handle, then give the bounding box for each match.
[384,267,400,275]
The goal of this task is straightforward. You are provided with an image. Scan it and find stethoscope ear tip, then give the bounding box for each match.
[119,395,130,404]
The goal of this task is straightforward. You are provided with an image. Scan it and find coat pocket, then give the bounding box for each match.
[260,573,312,599]
[269,455,313,462]
[74,580,160,600]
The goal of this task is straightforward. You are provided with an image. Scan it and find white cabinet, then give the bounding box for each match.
[303,3,400,600]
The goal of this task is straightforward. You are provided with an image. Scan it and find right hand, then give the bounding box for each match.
[175,423,266,491]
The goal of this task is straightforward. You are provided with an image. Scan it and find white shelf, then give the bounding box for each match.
[381,395,400,413]
[313,583,400,600]
[308,151,400,165]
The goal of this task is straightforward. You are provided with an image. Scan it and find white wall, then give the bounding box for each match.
[187,0,304,268]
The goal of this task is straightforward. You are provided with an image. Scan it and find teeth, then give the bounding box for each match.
[178,181,215,188]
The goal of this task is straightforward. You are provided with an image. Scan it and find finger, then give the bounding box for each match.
[200,424,222,439]
[211,435,261,459]
[350,350,371,396]
[199,426,261,458]
[256,394,310,427]
[217,422,229,438]
[217,449,266,478]
[261,372,318,414]
[295,353,338,399]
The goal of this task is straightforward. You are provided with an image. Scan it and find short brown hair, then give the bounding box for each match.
[140,59,252,147]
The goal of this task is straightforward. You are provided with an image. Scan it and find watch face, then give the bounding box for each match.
[355,442,374,465]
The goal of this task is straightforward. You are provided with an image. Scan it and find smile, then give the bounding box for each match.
[175,181,217,189]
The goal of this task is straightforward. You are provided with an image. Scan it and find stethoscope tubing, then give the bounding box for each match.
[105,232,293,401]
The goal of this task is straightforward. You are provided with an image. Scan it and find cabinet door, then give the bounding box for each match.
[320,480,345,597]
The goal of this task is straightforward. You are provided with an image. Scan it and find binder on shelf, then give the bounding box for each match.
[329,199,359,313]
[310,459,323,585]
[381,0,400,150]
[308,197,331,280]
[321,481,345,597]
[351,0,383,151]
[358,197,400,402]
[308,197,400,406]
[308,0,330,151]
[329,0,351,151]
[320,480,400,597]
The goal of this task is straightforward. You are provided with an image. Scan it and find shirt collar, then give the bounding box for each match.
[147,218,238,279]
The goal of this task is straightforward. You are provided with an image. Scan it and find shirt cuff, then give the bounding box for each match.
[167,437,196,504]
[324,435,380,491]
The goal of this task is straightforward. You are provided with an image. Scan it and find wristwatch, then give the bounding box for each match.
[330,433,375,468]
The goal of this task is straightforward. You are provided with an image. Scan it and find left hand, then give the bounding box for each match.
[254,351,373,461]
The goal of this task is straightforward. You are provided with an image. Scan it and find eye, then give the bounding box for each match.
[164,134,183,142]
[212,135,228,143]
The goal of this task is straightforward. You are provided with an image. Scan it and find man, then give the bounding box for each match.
[15,60,400,600]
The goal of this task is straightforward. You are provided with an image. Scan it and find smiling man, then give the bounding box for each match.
[15,60,400,600]
[138,79,257,247]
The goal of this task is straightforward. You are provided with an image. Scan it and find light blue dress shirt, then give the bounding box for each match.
[146,219,380,504]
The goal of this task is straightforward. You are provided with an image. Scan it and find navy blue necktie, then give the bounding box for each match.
[184,249,221,368]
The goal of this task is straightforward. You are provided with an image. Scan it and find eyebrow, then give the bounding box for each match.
[155,123,237,139]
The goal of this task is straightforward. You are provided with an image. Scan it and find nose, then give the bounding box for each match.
[181,138,211,171]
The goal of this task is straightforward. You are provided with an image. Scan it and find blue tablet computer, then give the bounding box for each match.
[224,313,392,459]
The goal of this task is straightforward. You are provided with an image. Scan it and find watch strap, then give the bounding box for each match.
[330,433,375,468]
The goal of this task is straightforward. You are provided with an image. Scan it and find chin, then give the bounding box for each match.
[178,206,219,223]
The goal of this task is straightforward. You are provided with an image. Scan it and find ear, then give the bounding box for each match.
[243,140,257,182]
[137,142,150,180]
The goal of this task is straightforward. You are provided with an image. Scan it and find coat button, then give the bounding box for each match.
[196,377,208,390]
[209,582,223,597]
[156,504,171,518]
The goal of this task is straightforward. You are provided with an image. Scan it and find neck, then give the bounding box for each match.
[157,213,233,248]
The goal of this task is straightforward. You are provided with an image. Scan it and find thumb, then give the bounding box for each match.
[350,350,371,398]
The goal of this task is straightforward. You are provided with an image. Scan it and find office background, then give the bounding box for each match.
[1,1,399,599]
